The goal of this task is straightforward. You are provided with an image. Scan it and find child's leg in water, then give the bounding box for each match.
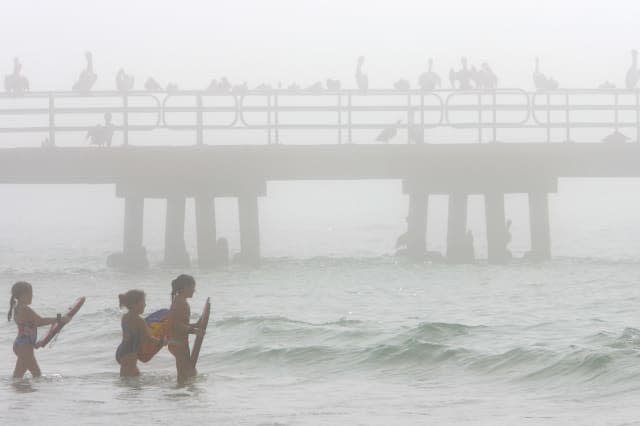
[170,343,194,383]
[13,346,41,378]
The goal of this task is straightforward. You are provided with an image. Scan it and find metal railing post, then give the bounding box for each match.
[564,91,570,142]
[348,93,352,143]
[492,91,497,142]
[274,93,279,144]
[546,93,551,143]
[48,93,55,146]
[477,92,482,143]
[337,94,342,144]
[267,94,272,144]
[196,94,203,145]
[123,95,129,146]
[407,93,412,144]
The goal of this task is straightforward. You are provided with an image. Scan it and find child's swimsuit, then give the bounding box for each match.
[13,321,37,354]
[115,319,143,364]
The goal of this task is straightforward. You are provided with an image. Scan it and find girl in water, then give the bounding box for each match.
[8,281,69,379]
[167,274,203,383]
[116,289,162,377]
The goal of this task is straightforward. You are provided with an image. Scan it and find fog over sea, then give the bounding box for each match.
[2,179,640,425]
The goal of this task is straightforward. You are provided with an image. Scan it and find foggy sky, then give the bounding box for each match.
[3,0,639,91]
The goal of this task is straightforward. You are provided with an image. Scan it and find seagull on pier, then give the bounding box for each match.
[145,77,162,91]
[306,81,323,91]
[115,69,134,92]
[394,79,410,90]
[625,49,639,90]
[72,51,97,92]
[4,57,29,94]
[86,112,114,147]
[355,56,369,92]
[417,58,441,91]
[375,120,402,143]
[326,78,341,91]
[602,130,630,144]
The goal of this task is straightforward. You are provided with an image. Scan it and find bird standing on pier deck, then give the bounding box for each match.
[394,79,410,90]
[625,49,639,90]
[355,56,369,92]
[115,69,134,92]
[72,51,97,92]
[144,77,162,92]
[375,120,402,143]
[4,57,29,94]
[86,112,115,147]
[533,57,558,91]
[418,58,441,91]
[326,79,341,91]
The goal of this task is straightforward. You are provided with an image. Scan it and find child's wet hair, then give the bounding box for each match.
[119,289,145,310]
[171,274,195,300]
[8,281,32,321]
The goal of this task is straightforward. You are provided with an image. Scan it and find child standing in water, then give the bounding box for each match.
[167,274,203,383]
[116,289,161,377]
[8,281,69,379]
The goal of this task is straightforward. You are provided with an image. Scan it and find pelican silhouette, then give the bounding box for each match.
[533,57,558,91]
[481,62,498,90]
[625,49,639,90]
[115,69,134,92]
[72,51,97,92]
[355,56,369,91]
[306,81,323,91]
[4,57,29,94]
[375,120,402,143]
[144,77,162,91]
[449,57,472,90]
[417,58,441,91]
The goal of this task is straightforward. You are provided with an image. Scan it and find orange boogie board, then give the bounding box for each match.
[191,297,211,369]
[36,297,86,348]
[138,309,169,363]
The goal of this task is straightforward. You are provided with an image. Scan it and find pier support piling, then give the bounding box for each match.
[164,196,190,267]
[527,192,551,261]
[237,195,261,266]
[446,193,470,263]
[485,192,510,264]
[107,196,148,269]
[195,196,219,268]
[405,192,428,260]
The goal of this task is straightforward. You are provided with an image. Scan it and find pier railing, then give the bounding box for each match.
[1,88,639,146]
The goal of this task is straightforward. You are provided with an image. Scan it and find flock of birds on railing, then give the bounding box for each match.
[4,50,640,147]
[4,50,640,96]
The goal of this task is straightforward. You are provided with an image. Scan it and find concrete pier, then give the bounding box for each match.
[485,192,510,264]
[405,192,428,260]
[107,195,148,269]
[237,195,261,266]
[527,192,551,261]
[164,196,190,267]
[446,193,469,263]
[195,196,218,268]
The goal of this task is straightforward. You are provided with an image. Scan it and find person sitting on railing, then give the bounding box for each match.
[449,57,473,90]
[86,112,114,147]
[625,49,639,90]
[145,77,162,92]
[533,57,559,91]
[116,69,135,92]
[72,51,97,93]
[417,58,441,92]
[355,56,369,92]
[4,57,29,94]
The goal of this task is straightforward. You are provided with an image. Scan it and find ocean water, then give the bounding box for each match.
[2,179,640,425]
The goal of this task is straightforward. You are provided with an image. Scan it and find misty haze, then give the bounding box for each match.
[2,1,640,425]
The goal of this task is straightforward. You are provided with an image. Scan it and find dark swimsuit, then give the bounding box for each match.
[13,321,37,354]
[115,319,143,364]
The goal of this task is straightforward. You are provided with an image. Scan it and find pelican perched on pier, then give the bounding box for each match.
[375,120,402,143]
[4,57,29,94]
[355,56,369,92]
[417,58,441,91]
[449,57,472,90]
[144,77,162,91]
[86,112,114,147]
[306,81,323,91]
[72,51,97,92]
[115,69,134,92]
[480,62,498,90]
[533,57,558,91]
[625,49,639,90]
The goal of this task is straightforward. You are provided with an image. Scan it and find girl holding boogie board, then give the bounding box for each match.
[8,281,72,379]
